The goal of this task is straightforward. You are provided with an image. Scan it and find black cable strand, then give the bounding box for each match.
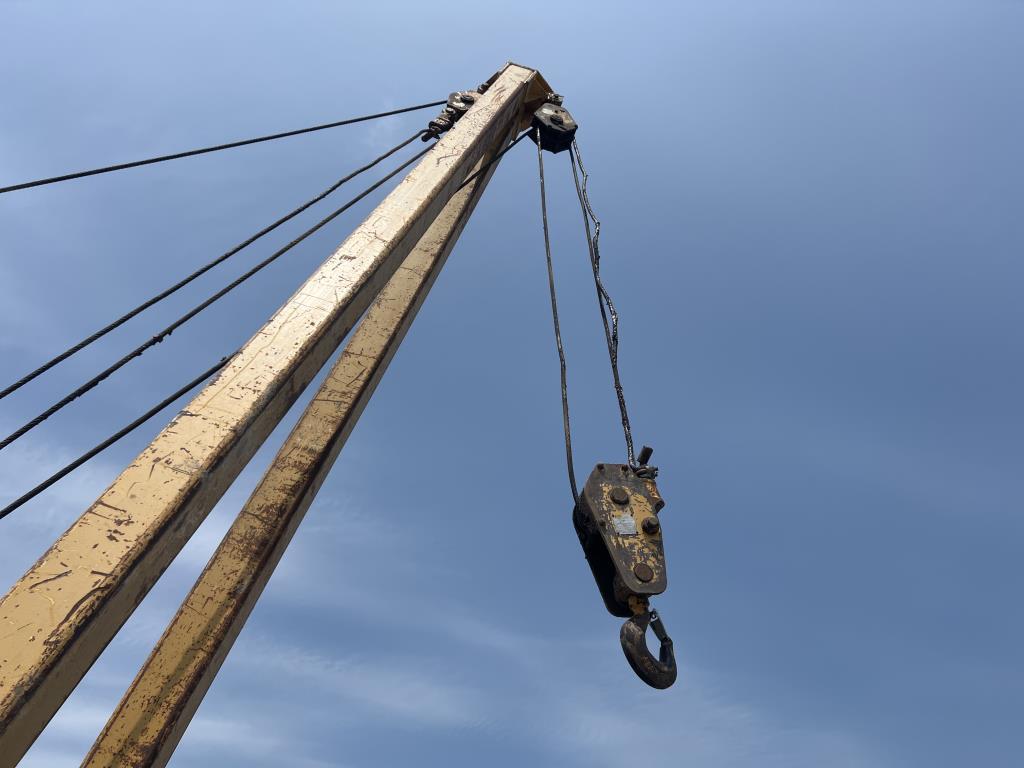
[456,130,531,192]
[569,140,637,468]
[0,101,445,195]
[536,132,579,505]
[0,141,436,453]
[0,130,427,402]
[0,356,230,522]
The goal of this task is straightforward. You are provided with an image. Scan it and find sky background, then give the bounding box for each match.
[1,1,1022,766]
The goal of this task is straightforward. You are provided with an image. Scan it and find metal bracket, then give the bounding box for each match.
[422,90,480,140]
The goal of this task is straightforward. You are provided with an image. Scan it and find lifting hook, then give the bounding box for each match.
[620,603,677,690]
[572,453,678,689]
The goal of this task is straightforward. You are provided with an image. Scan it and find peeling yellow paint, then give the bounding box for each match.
[0,62,543,768]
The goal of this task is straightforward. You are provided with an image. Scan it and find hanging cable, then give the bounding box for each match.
[0,130,427,402]
[569,139,637,468]
[456,130,532,192]
[0,355,230,522]
[0,140,437,453]
[535,131,579,506]
[0,101,445,195]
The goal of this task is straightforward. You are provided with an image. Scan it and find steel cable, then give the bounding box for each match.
[0,356,230,522]
[456,130,532,192]
[0,130,427,401]
[0,140,436,452]
[535,131,579,505]
[569,139,637,468]
[0,101,445,195]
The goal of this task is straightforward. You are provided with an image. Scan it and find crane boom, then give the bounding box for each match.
[0,62,552,767]
[82,127,515,768]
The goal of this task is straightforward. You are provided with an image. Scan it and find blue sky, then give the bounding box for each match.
[1,2,1022,766]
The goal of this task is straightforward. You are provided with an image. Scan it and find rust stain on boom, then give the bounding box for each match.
[82,126,516,768]
[0,62,549,767]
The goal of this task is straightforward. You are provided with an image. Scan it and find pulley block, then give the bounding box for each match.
[530,94,578,153]
[573,450,677,689]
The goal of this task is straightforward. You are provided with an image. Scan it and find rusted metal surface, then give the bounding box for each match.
[80,128,515,768]
[620,608,677,690]
[0,62,543,767]
[573,463,668,618]
[574,464,677,689]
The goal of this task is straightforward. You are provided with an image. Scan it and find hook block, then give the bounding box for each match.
[573,463,668,617]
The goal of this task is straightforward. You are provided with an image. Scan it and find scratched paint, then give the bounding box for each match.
[574,463,669,619]
[0,62,548,768]
[82,116,527,767]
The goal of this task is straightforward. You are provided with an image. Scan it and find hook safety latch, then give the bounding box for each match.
[620,607,677,690]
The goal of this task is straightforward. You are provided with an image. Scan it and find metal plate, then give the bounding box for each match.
[574,463,668,616]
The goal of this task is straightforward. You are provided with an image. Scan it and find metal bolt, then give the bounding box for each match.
[550,113,564,125]
[642,516,661,535]
[610,487,629,505]
[633,563,654,582]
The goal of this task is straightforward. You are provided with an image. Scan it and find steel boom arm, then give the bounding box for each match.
[0,62,551,766]
[82,129,513,768]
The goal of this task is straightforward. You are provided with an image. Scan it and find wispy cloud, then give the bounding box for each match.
[1,408,887,768]
[237,639,491,731]
[171,478,886,766]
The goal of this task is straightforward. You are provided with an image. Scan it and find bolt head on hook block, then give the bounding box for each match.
[530,101,578,153]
